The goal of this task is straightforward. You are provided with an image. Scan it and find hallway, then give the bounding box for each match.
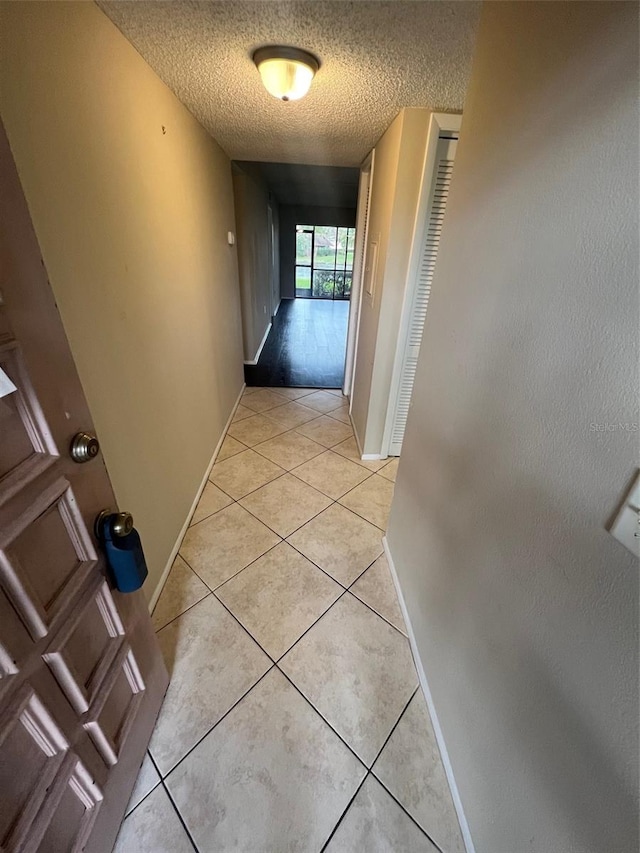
[116,386,464,852]
[244,299,350,389]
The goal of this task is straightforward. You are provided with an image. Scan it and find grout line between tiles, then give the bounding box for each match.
[154,590,213,635]
[264,399,323,419]
[342,587,409,639]
[346,561,410,639]
[226,422,290,447]
[197,576,410,781]
[207,451,289,499]
[283,534,381,593]
[160,778,200,852]
[146,748,161,776]
[162,544,412,780]
[179,541,280,597]
[250,436,326,469]
[120,755,163,822]
[236,481,335,540]
[171,461,397,641]
[216,435,251,459]
[205,583,282,664]
[285,454,376,502]
[149,410,410,829]
[180,477,379,598]
[367,686,447,853]
[334,482,394,530]
[275,664,369,769]
[206,469,288,507]
[152,664,276,781]
[271,588,350,664]
[239,402,289,417]
[372,772,447,853]
[370,686,419,769]
[318,771,370,852]
[186,491,235,529]
[179,488,399,644]
[209,541,402,668]
[208,568,353,674]
[143,416,412,806]
[217,536,341,594]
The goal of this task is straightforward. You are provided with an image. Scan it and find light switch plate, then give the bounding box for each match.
[609,470,640,557]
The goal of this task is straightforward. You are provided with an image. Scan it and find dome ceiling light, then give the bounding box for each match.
[253,46,319,102]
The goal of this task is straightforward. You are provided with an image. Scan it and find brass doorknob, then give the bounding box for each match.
[70,431,100,463]
[95,510,134,539]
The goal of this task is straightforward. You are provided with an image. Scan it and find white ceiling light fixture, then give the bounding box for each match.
[253,46,319,102]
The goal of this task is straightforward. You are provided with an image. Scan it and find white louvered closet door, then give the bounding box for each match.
[388,136,457,455]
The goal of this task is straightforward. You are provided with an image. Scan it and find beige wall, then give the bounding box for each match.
[0,1,245,602]
[232,165,273,361]
[387,3,639,851]
[351,108,430,455]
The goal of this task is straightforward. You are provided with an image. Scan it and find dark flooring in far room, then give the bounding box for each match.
[244,298,350,388]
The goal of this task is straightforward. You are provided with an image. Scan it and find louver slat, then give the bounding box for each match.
[389,137,456,455]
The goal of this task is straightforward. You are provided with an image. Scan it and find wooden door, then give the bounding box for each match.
[0,123,169,852]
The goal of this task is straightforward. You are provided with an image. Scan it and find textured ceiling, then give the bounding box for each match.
[236,162,359,207]
[98,1,480,167]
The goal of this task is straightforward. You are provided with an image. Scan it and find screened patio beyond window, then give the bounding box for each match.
[295,225,355,299]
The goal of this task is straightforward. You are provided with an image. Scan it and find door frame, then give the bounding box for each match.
[343,151,375,398]
[380,112,461,457]
[267,200,279,318]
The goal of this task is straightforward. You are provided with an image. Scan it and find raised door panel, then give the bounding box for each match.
[0,480,98,642]
[0,685,104,852]
[0,343,57,507]
[0,585,33,681]
[84,646,145,768]
[44,579,125,716]
[33,758,103,853]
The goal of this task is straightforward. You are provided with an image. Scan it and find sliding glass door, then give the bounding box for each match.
[295,225,355,299]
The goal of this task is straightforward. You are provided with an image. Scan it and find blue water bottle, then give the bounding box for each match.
[95,511,148,592]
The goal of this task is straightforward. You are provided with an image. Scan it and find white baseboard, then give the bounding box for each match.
[244,321,272,365]
[362,452,386,461]
[382,536,476,853]
[148,383,246,613]
[273,299,282,317]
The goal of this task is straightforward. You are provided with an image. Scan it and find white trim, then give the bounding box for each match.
[273,299,282,317]
[351,412,365,458]
[382,536,476,853]
[344,151,375,399]
[148,383,246,612]
[381,112,462,458]
[243,322,272,365]
[349,413,387,462]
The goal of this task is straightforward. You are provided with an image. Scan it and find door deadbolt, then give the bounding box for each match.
[70,431,100,463]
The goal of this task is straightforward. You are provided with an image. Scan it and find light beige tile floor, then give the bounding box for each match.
[117,387,464,852]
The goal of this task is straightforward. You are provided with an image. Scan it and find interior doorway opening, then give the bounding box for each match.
[295,224,355,299]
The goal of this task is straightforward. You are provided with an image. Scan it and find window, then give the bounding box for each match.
[295,225,355,299]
